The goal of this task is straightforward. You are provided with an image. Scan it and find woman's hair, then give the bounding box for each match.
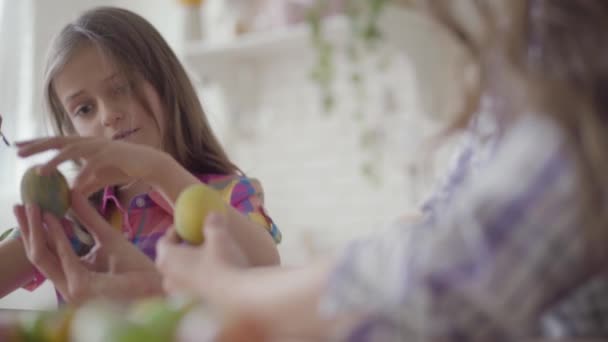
[416,0,608,262]
[43,6,239,176]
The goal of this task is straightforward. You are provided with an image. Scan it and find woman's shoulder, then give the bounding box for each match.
[497,112,569,166]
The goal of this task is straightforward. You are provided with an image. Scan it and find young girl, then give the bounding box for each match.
[0,6,281,303]
[157,0,608,340]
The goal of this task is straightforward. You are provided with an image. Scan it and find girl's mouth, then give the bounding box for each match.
[112,128,140,140]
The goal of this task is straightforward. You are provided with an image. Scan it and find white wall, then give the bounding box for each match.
[192,7,466,264]
[207,44,457,265]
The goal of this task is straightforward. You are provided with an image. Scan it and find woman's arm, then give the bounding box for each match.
[156,218,352,340]
[149,153,280,267]
[0,238,36,297]
[210,259,356,341]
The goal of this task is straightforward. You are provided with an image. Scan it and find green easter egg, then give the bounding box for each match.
[20,166,70,218]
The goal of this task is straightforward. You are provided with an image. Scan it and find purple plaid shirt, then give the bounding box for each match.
[322,112,608,341]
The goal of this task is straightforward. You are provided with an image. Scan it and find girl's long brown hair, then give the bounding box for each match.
[401,0,608,262]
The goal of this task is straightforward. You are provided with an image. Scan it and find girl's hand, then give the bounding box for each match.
[156,213,248,298]
[13,191,163,303]
[16,136,172,196]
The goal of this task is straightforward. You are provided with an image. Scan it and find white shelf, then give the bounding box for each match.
[182,15,351,80]
[181,6,465,124]
[181,6,436,82]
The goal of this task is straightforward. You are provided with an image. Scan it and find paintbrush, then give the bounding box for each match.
[0,114,8,146]
[0,130,9,146]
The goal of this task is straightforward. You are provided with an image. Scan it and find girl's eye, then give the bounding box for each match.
[74,104,94,117]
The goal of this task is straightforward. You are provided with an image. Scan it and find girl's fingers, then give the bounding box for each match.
[14,137,49,147]
[24,205,45,258]
[16,136,77,156]
[75,180,104,199]
[15,205,69,294]
[69,191,120,243]
[73,167,119,198]
[38,145,86,175]
[72,156,110,195]
[73,157,102,187]
[44,213,85,280]
[39,218,78,301]
[13,205,29,236]
[72,178,102,199]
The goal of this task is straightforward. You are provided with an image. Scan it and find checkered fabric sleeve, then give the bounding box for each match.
[321,115,596,341]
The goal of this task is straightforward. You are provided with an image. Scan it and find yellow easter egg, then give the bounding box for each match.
[174,184,225,245]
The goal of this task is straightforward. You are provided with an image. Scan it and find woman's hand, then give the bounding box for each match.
[13,191,163,303]
[156,213,248,298]
[157,214,341,340]
[16,136,172,196]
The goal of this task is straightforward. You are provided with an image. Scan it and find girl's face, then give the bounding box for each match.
[53,45,166,149]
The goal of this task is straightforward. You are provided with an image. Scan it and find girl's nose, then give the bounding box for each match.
[101,104,124,127]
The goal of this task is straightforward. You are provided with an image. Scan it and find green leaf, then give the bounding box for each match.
[0,228,15,241]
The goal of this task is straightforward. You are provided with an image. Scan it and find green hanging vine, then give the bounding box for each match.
[307,0,389,113]
[307,0,392,184]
